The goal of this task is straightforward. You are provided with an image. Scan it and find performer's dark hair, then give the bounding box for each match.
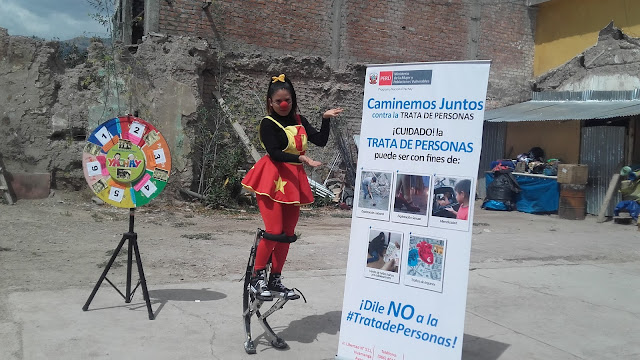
[266,75,298,121]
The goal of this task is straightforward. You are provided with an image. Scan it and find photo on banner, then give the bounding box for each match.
[390,173,431,226]
[364,228,403,284]
[404,233,447,293]
[355,170,393,221]
[430,175,473,232]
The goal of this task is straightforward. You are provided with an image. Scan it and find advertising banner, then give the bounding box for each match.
[337,61,491,360]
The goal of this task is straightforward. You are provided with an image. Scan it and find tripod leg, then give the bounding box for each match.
[82,236,127,311]
[132,238,155,320]
[125,235,133,303]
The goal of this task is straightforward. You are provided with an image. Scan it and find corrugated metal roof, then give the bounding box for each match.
[485,90,640,122]
[532,89,640,101]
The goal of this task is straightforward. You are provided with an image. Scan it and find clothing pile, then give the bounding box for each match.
[614,166,640,222]
[489,159,515,172]
[514,147,560,176]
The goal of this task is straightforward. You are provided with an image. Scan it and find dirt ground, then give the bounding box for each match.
[2,188,638,329]
[3,188,638,297]
[0,189,352,321]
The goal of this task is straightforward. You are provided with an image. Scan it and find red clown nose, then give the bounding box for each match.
[279,101,289,110]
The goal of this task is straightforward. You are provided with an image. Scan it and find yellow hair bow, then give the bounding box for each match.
[271,74,286,83]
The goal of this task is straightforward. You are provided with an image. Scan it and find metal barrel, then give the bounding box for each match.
[559,184,586,220]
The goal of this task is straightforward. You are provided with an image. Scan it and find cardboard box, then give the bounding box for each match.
[557,164,588,184]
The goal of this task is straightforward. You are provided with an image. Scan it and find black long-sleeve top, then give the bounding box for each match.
[260,113,330,163]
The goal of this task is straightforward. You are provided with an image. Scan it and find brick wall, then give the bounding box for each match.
[343,1,469,63]
[159,0,334,56]
[158,0,535,108]
[476,1,536,108]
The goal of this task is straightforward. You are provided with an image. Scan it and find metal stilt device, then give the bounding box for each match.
[242,229,305,354]
[82,208,155,320]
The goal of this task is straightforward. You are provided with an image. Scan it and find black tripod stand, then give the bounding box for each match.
[82,208,155,320]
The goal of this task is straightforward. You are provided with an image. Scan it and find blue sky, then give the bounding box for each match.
[0,0,110,40]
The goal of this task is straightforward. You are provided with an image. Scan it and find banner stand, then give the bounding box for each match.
[336,61,491,360]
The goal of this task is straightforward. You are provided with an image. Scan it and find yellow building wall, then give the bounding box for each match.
[505,120,581,163]
[535,0,640,76]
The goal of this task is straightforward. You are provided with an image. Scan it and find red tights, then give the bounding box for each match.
[254,194,300,273]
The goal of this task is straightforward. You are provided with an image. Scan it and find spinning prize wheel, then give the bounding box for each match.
[82,115,171,208]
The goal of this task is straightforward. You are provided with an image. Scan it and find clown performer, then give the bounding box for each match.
[242,74,343,301]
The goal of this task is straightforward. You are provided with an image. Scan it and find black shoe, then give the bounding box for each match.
[250,269,272,301]
[268,273,300,300]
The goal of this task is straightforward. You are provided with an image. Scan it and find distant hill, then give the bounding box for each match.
[61,36,112,53]
[58,36,112,67]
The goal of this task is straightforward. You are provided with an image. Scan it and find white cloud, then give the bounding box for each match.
[0,0,109,40]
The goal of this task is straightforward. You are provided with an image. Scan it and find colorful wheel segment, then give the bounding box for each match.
[82,116,172,208]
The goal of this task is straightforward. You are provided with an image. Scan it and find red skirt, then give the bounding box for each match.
[241,156,314,205]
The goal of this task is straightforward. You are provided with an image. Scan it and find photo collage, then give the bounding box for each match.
[355,170,474,292]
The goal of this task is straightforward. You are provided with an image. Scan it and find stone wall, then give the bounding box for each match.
[0,29,213,189]
[0,29,65,175]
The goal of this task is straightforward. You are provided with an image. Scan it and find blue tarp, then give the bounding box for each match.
[485,173,559,214]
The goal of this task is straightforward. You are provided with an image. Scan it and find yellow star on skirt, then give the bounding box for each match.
[274,176,287,194]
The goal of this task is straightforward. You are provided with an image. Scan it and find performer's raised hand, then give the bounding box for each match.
[323,108,343,119]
